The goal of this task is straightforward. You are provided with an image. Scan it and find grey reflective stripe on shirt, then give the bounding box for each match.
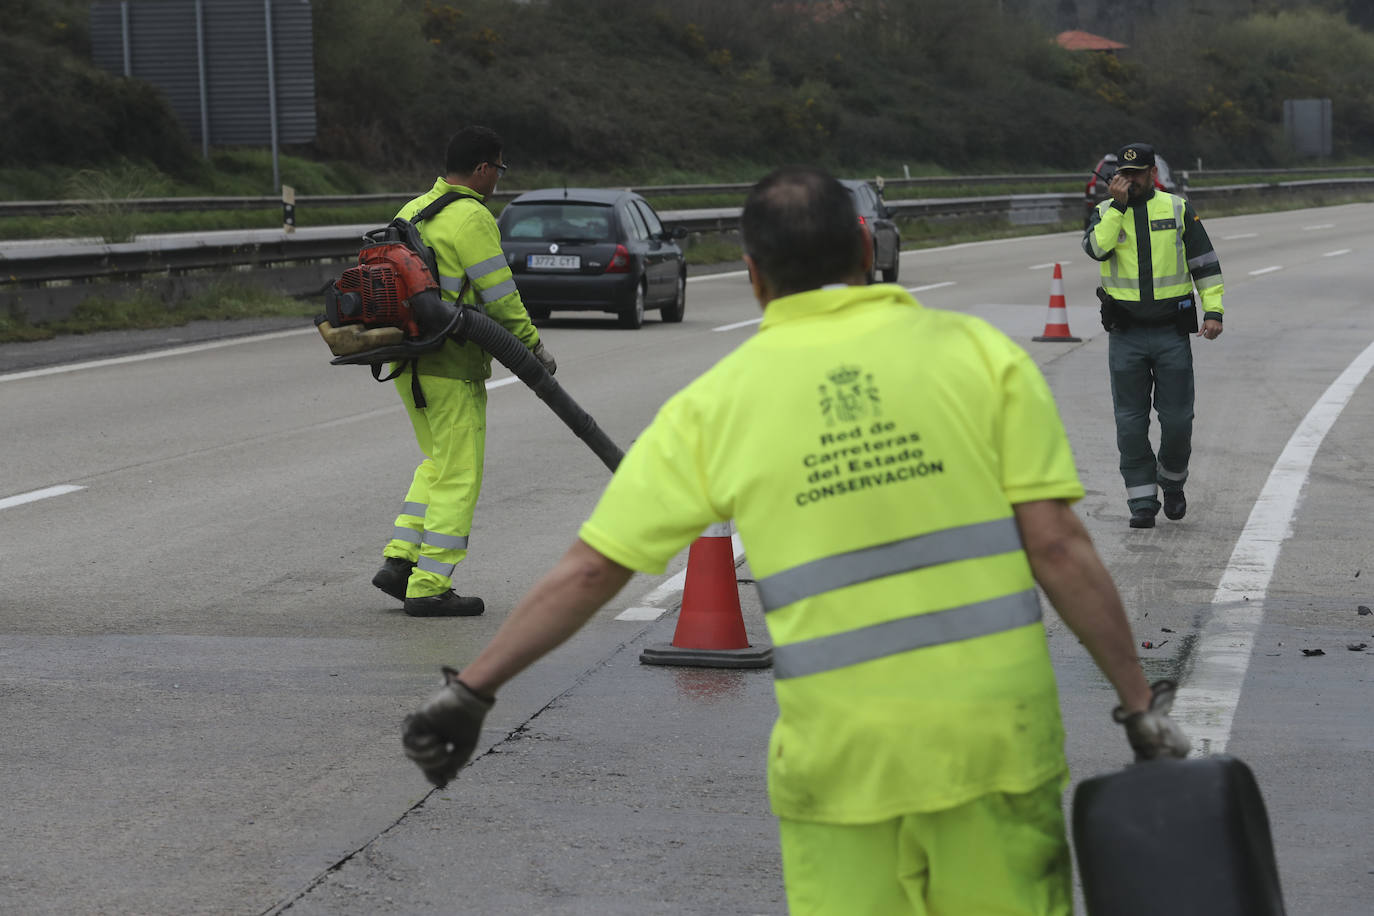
[755,517,1024,612]
[466,253,507,280]
[478,277,518,303]
[773,589,1043,680]
[423,531,469,551]
[439,274,466,293]
[402,501,427,517]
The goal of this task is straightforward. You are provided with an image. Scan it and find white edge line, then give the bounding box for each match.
[1172,337,1374,756]
[1301,224,1334,231]
[713,317,763,333]
[0,484,85,510]
[687,269,749,283]
[1323,249,1352,258]
[1223,233,1259,240]
[908,281,956,293]
[0,327,315,382]
[614,532,745,621]
[1248,266,1283,276]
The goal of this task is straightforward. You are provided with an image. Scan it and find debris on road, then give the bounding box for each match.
[1347,643,1368,652]
[1140,640,1169,649]
[1358,605,1371,616]
[1301,648,1326,657]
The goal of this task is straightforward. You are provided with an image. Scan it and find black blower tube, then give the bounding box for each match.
[329,291,626,472]
[447,304,625,472]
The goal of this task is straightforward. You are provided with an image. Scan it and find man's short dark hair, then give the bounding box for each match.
[741,165,864,297]
[445,126,503,175]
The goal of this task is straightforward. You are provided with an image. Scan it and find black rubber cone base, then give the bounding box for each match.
[640,643,773,669]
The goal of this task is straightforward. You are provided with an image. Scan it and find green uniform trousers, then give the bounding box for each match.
[777,776,1071,915]
[383,375,487,598]
[1108,324,1194,513]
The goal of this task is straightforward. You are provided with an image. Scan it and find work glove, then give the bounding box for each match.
[402,666,494,788]
[1112,679,1192,761]
[532,341,557,376]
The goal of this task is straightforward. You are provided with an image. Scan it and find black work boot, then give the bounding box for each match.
[372,557,415,602]
[405,591,485,618]
[1163,490,1187,521]
[1129,507,1158,529]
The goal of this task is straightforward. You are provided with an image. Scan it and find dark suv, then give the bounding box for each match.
[1083,152,1178,227]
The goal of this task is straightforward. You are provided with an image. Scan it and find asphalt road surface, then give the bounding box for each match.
[3,206,1373,915]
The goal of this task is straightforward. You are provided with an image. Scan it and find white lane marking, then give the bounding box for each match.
[1323,249,1352,258]
[1248,266,1283,276]
[688,269,749,283]
[486,376,519,390]
[714,317,763,332]
[908,281,956,293]
[1302,224,1334,231]
[614,532,745,621]
[1029,262,1069,270]
[1172,337,1374,756]
[0,484,85,510]
[0,328,315,382]
[1223,233,1258,240]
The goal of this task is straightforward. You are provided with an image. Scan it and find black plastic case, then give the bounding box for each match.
[1072,755,1286,915]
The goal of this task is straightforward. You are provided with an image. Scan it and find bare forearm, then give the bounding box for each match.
[1014,501,1151,713]
[459,540,634,696]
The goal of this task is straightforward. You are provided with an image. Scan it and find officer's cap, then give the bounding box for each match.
[1115,142,1156,171]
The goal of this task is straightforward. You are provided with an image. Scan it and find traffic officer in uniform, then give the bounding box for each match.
[1083,141,1225,529]
[401,165,1189,913]
[372,126,556,616]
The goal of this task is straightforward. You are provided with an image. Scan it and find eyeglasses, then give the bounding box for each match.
[486,161,509,175]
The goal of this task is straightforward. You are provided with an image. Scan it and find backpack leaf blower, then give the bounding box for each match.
[316,198,624,472]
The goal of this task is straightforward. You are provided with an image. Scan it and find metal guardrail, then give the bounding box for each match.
[0,176,1086,217]
[10,165,1374,218]
[5,178,1374,324]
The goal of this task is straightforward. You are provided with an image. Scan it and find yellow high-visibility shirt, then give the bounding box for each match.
[580,283,1083,823]
[396,178,539,380]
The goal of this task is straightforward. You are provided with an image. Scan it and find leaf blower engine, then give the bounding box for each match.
[317,230,461,359]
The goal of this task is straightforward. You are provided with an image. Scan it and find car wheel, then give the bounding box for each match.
[880,257,899,284]
[661,271,686,323]
[528,306,550,322]
[618,280,646,329]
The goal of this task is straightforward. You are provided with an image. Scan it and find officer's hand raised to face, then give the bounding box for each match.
[1108,173,1132,205]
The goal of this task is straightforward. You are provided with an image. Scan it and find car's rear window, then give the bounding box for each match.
[502,203,614,242]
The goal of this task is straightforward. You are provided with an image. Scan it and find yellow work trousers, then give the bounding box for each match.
[384,374,487,598]
[778,777,1071,916]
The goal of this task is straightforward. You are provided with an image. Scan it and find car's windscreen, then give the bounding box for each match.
[501,203,614,243]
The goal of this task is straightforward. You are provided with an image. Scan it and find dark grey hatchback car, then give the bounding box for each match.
[498,188,688,329]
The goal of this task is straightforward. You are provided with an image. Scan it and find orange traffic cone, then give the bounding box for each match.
[1033,263,1082,342]
[640,521,772,669]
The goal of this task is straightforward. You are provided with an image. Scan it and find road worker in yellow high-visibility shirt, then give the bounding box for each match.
[370,126,556,618]
[401,165,1189,913]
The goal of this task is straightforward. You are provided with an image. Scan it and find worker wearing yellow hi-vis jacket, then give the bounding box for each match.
[371,126,557,618]
[400,167,1189,914]
[1083,141,1225,529]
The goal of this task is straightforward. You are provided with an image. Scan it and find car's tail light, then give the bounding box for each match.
[857,215,868,225]
[605,244,631,273]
